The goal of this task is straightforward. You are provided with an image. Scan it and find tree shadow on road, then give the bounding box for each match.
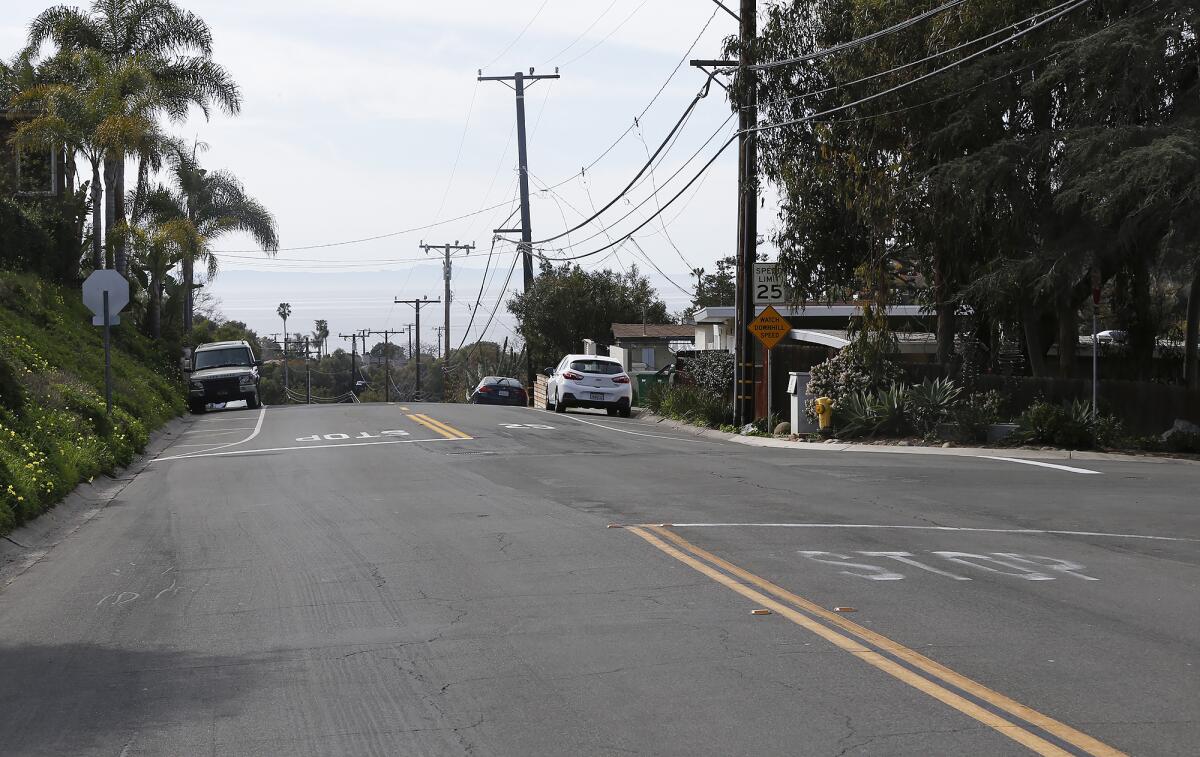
[0,642,261,756]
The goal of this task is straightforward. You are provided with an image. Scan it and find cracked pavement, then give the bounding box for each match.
[0,401,1196,755]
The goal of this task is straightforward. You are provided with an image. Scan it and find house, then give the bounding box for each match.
[608,323,696,372]
[691,303,937,357]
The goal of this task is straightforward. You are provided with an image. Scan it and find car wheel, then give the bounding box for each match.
[619,406,631,418]
[554,391,567,413]
[246,394,260,410]
[544,389,553,411]
[606,408,618,417]
[188,399,206,414]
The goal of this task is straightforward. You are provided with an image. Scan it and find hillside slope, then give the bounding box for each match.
[0,272,183,535]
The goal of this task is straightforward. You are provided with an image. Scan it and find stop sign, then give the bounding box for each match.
[82,270,129,326]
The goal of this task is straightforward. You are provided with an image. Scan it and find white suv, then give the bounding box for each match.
[545,355,633,417]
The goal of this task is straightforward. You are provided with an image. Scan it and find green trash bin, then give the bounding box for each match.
[635,371,668,406]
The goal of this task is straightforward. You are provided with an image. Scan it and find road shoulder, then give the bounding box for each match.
[635,411,1200,466]
[0,415,189,590]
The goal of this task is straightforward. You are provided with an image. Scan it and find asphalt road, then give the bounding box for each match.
[1,401,1196,756]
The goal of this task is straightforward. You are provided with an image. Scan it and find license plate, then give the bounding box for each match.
[498,390,509,397]
[589,392,605,400]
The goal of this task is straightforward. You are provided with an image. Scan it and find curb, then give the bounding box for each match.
[0,413,190,591]
[635,412,1200,466]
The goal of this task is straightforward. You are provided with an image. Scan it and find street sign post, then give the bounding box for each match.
[82,270,130,414]
[749,305,790,421]
[754,262,787,304]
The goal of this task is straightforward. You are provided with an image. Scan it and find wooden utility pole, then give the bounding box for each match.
[478,67,560,401]
[367,329,403,402]
[690,2,757,425]
[394,297,440,399]
[338,332,359,396]
[420,240,474,362]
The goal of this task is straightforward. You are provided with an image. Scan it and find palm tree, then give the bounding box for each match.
[144,156,278,334]
[277,302,291,394]
[126,218,189,337]
[10,48,162,271]
[27,0,242,277]
[313,319,329,359]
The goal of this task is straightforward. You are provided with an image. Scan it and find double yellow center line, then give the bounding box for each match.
[406,413,472,440]
[628,525,1125,757]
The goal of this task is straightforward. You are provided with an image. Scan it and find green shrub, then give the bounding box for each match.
[646,383,732,428]
[679,350,733,396]
[907,378,962,435]
[834,384,912,438]
[1014,399,1119,449]
[806,344,901,422]
[1163,430,1200,454]
[0,271,184,536]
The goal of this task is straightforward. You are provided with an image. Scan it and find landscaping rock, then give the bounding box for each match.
[774,421,791,436]
[1161,418,1200,442]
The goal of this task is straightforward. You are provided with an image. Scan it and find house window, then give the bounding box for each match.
[16,146,56,195]
[642,347,655,368]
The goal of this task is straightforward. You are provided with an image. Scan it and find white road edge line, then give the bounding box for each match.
[159,407,266,460]
[530,408,716,444]
[659,523,1199,543]
[152,436,457,462]
[983,456,1101,475]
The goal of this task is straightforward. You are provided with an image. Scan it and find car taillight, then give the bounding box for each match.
[613,375,630,384]
[563,371,583,380]
[478,386,492,393]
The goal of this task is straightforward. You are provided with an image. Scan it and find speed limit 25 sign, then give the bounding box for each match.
[754,263,787,304]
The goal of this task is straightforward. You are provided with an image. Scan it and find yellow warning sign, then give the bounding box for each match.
[748,305,790,350]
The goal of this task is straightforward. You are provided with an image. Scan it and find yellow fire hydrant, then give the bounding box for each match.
[815,396,835,435]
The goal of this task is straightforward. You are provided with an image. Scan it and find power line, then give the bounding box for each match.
[515,75,717,246]
[482,0,550,69]
[213,6,721,257]
[432,80,480,222]
[560,0,651,67]
[541,0,619,65]
[748,0,968,73]
[753,0,1082,113]
[542,0,1095,266]
[748,0,1094,135]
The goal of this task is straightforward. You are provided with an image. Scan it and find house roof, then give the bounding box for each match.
[692,304,926,323]
[611,323,696,340]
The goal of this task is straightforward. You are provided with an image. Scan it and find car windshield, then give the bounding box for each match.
[194,347,252,370]
[570,360,622,375]
[490,378,523,388]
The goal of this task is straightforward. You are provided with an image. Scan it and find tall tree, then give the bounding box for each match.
[27,0,241,278]
[754,0,1198,380]
[312,319,329,359]
[507,263,671,370]
[144,156,277,333]
[9,48,162,272]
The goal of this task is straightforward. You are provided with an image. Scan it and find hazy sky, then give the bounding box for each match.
[3,0,778,350]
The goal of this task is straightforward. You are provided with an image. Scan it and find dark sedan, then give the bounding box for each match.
[468,376,528,406]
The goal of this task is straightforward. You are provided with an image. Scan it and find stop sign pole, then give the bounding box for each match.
[82,270,130,415]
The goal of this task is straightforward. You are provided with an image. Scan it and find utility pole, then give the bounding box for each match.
[367,329,402,402]
[395,297,440,400]
[690,1,756,425]
[405,324,414,360]
[339,332,358,396]
[304,336,312,404]
[420,240,474,361]
[433,325,446,359]
[265,334,281,360]
[479,67,560,401]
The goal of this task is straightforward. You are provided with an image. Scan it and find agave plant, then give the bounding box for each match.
[907,377,962,434]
